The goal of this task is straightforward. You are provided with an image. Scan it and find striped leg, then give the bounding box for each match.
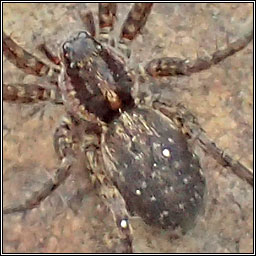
[3,32,59,77]
[119,3,153,58]
[3,116,76,214]
[98,3,117,43]
[38,43,61,66]
[145,29,253,77]
[3,83,62,104]
[79,10,96,37]
[153,101,253,186]
[86,149,133,253]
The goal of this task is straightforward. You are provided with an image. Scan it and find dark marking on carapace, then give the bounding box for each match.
[61,31,134,123]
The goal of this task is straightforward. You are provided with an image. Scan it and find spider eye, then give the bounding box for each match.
[63,41,72,52]
[70,62,76,69]
[95,44,102,51]
[78,31,88,38]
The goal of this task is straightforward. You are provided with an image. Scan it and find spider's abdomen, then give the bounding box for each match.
[102,107,206,231]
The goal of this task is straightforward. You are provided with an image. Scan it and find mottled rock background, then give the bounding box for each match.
[3,3,253,253]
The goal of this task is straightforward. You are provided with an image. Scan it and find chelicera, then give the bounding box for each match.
[3,3,253,253]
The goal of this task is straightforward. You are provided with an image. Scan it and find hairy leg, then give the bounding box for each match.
[98,3,117,43]
[79,10,96,37]
[38,43,61,66]
[153,101,253,186]
[3,116,76,214]
[119,3,153,58]
[3,83,62,104]
[86,149,133,253]
[144,29,253,77]
[3,31,59,77]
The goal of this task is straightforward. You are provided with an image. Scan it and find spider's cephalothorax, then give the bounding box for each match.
[3,3,253,253]
[60,31,135,123]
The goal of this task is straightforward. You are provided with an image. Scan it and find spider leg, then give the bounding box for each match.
[144,29,253,77]
[79,10,96,37]
[86,149,133,253]
[38,43,61,66]
[118,3,153,58]
[98,3,117,43]
[153,101,253,186]
[3,31,60,77]
[3,83,62,104]
[3,116,76,214]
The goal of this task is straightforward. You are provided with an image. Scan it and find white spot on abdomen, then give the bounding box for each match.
[162,148,171,158]
[120,219,128,228]
[150,195,156,201]
[136,189,141,195]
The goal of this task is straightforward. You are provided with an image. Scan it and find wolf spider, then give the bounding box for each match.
[3,3,253,253]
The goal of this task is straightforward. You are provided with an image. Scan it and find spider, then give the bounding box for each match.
[3,3,253,253]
